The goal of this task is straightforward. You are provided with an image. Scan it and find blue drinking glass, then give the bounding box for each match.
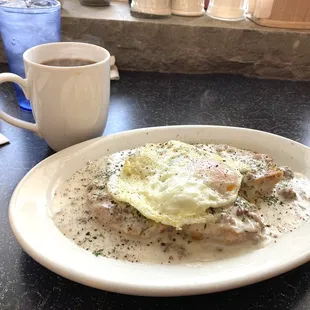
[0,0,61,111]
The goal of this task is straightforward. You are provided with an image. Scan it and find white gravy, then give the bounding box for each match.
[50,146,310,264]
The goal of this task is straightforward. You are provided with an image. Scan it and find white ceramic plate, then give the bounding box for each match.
[9,126,310,296]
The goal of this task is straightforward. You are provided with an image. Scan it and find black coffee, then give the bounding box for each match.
[41,58,96,67]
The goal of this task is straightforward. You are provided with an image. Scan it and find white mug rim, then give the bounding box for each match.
[23,42,111,71]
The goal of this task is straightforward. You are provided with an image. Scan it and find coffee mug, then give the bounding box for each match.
[0,42,110,151]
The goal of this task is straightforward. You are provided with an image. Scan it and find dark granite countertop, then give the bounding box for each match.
[1,63,310,309]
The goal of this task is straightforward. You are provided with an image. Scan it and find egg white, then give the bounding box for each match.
[107,141,243,229]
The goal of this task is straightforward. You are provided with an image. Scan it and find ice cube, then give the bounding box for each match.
[0,0,30,8]
[0,0,59,8]
[29,0,58,7]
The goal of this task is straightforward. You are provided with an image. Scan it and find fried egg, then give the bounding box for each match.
[107,141,243,229]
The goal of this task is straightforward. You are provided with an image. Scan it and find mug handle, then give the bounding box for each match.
[0,73,40,135]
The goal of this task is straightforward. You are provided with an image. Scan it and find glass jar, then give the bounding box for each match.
[171,0,205,17]
[79,0,110,7]
[130,0,171,18]
[207,0,247,21]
